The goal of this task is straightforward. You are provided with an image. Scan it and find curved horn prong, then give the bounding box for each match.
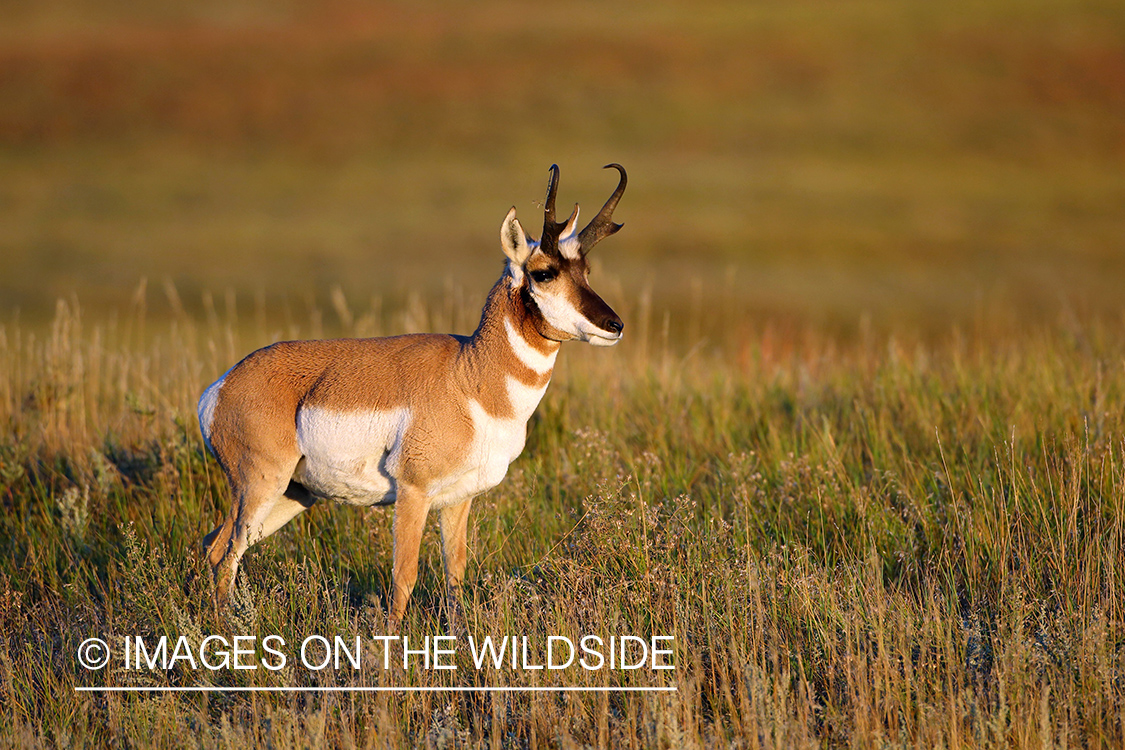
[563,203,580,235]
[540,164,569,256]
[577,163,627,255]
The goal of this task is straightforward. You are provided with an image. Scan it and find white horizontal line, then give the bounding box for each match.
[76,686,676,693]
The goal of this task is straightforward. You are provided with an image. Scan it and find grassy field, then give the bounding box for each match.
[2,298,1125,747]
[3,0,1125,747]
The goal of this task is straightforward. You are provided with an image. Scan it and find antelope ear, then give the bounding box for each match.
[500,207,532,265]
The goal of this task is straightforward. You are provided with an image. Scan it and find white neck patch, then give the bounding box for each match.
[504,316,558,374]
[506,373,550,423]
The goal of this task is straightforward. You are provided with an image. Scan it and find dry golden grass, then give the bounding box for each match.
[3,0,1125,746]
[1,292,1124,747]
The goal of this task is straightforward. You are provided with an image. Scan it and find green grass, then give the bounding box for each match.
[1,298,1123,746]
[3,0,1125,745]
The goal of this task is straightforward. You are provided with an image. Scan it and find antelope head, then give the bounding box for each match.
[500,164,626,346]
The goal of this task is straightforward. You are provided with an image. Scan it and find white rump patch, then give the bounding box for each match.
[197,367,232,456]
[295,406,412,506]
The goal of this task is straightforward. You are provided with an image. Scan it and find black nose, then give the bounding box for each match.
[604,318,624,335]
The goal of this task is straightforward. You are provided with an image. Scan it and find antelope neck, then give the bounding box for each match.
[460,273,560,390]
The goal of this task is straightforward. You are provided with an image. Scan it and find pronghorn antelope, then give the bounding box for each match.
[199,164,626,625]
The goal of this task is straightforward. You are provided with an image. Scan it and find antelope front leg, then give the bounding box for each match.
[388,484,431,629]
[439,498,473,631]
[439,498,473,590]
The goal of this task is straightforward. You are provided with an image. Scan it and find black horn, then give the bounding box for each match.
[540,164,569,256]
[577,163,627,256]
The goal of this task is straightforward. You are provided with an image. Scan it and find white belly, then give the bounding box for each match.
[294,376,548,509]
[294,406,411,506]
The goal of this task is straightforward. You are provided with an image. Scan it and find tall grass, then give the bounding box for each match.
[3,2,1124,743]
[1,289,1122,747]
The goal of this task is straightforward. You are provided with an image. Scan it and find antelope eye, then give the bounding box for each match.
[530,269,557,283]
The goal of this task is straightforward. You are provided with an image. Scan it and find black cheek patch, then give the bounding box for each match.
[520,285,547,326]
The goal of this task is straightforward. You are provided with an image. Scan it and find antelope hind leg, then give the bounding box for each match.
[207,470,309,610]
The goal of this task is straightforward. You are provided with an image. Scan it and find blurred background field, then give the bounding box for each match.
[4,1,1125,747]
[2,0,1124,334]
